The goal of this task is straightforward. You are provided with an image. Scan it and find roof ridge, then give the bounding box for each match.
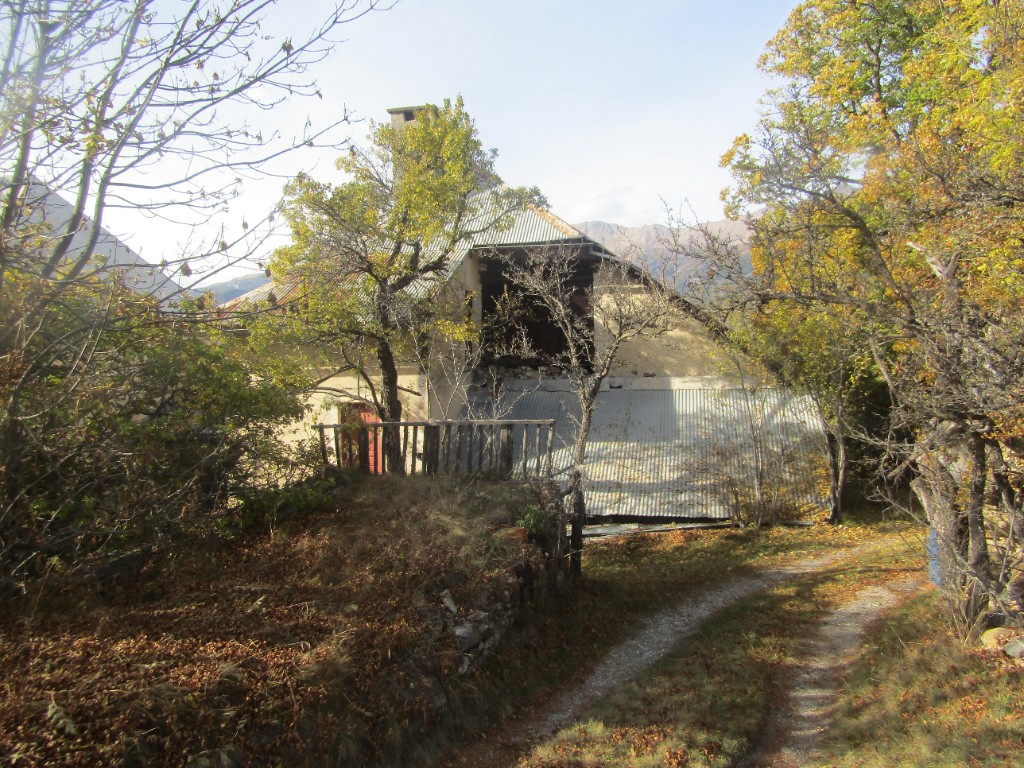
[527,204,583,239]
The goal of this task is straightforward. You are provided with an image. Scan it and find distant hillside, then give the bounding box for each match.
[574,218,750,288]
[201,272,271,303]
[575,218,748,252]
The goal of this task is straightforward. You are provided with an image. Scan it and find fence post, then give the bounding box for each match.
[544,421,556,477]
[498,424,515,478]
[423,425,440,476]
[357,428,371,473]
[317,425,329,466]
[442,422,452,473]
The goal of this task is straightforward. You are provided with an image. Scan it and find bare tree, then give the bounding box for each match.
[0,0,386,585]
[494,245,677,574]
[1,0,386,287]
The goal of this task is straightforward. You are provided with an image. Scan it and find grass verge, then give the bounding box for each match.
[817,591,1024,767]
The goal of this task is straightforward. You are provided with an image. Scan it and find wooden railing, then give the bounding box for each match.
[314,419,557,478]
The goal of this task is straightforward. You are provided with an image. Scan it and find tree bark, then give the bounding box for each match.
[964,432,992,626]
[569,482,585,577]
[376,337,404,474]
[826,430,846,524]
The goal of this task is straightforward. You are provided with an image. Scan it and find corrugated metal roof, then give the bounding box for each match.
[468,385,828,521]
[218,275,305,314]
[222,190,610,312]
[470,200,585,246]
[404,196,603,298]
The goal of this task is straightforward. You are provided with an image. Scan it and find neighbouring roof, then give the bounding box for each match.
[468,381,828,521]
[14,183,182,301]
[218,274,305,314]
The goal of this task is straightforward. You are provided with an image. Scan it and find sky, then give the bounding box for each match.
[104,0,801,276]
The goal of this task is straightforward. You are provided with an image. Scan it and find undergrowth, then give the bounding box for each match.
[0,473,555,768]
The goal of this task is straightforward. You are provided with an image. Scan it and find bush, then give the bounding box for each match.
[0,282,308,583]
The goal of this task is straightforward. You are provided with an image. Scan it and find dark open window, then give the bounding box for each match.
[477,247,595,369]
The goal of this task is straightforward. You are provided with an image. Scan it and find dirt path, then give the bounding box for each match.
[441,539,917,768]
[746,575,928,768]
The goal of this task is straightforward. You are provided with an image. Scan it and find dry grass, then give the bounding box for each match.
[510,530,926,768]
[0,473,548,768]
[6,482,984,768]
[818,591,1024,767]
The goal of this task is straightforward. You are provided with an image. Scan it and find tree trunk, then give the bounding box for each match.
[376,338,404,474]
[566,381,599,577]
[569,482,585,577]
[914,433,994,635]
[964,432,992,628]
[826,430,846,524]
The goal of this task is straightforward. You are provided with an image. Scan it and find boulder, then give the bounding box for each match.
[439,589,458,614]
[453,623,482,652]
[980,627,1014,649]
[1004,637,1024,660]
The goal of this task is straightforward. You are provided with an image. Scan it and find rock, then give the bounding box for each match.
[1004,637,1024,659]
[980,627,1014,649]
[453,623,482,651]
[440,589,458,614]
[218,745,247,768]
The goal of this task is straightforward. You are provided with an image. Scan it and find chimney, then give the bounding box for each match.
[387,105,427,131]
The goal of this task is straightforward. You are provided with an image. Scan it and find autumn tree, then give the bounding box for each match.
[272,98,542,468]
[722,0,1024,631]
[0,0,382,585]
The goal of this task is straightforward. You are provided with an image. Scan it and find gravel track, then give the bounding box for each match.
[444,538,913,768]
[751,575,927,768]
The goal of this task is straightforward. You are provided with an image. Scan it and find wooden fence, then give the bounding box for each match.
[314,419,557,478]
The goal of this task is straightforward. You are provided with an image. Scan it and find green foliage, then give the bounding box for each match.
[268,97,544,422]
[0,276,307,581]
[231,471,351,532]
[515,502,561,545]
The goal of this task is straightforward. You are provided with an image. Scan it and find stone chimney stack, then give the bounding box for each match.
[387,105,427,131]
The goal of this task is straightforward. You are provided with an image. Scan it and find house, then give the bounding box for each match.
[224,191,826,522]
[9,181,182,301]
[223,106,826,522]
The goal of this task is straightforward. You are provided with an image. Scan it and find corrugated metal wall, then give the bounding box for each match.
[474,386,828,521]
